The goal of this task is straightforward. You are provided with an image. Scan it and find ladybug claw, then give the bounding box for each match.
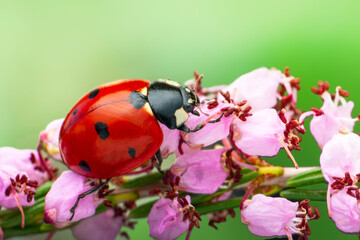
[191,110,200,116]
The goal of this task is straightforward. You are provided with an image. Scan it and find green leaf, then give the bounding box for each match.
[122,172,163,189]
[280,189,327,201]
[35,181,53,198]
[129,200,157,218]
[286,167,326,187]
[195,197,242,215]
[0,201,45,229]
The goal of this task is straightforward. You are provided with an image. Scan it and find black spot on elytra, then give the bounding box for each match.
[72,108,78,115]
[129,91,147,109]
[89,88,99,99]
[95,122,109,140]
[128,147,136,158]
[79,160,91,172]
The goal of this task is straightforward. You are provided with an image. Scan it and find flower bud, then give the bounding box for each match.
[44,171,100,227]
[39,118,64,160]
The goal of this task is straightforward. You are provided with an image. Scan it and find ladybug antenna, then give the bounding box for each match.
[193,71,203,94]
[196,104,209,116]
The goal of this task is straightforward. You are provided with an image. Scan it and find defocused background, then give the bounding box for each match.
[1,0,359,239]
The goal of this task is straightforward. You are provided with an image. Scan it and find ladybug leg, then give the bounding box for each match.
[153,149,164,174]
[68,178,111,221]
[178,113,225,133]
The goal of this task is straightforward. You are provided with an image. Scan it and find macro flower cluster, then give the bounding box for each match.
[0,67,358,240]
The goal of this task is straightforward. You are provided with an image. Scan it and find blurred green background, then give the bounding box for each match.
[1,0,360,239]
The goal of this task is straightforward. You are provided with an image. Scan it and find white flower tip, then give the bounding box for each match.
[44,208,57,225]
[339,126,350,134]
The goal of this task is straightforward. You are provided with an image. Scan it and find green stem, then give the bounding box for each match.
[122,172,163,189]
[286,167,326,187]
[280,189,327,201]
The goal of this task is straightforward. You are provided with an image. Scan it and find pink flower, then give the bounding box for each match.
[241,194,301,238]
[147,196,190,240]
[0,167,36,208]
[320,132,360,184]
[170,148,227,194]
[182,101,234,147]
[220,67,283,111]
[300,88,356,149]
[39,118,64,160]
[0,147,50,185]
[233,108,285,156]
[329,188,360,234]
[44,171,101,227]
[71,209,123,240]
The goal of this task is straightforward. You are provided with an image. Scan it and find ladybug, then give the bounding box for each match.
[59,79,201,180]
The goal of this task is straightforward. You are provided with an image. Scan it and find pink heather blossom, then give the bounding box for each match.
[39,118,64,160]
[147,196,190,240]
[0,167,35,208]
[241,194,300,238]
[170,148,227,194]
[299,88,356,149]
[182,101,234,147]
[233,108,285,157]
[329,188,360,233]
[71,209,123,240]
[159,123,180,159]
[320,132,360,183]
[44,171,100,227]
[220,67,283,111]
[0,147,49,185]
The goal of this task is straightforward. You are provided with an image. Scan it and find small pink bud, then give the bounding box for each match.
[39,118,64,160]
[147,196,190,240]
[44,171,100,227]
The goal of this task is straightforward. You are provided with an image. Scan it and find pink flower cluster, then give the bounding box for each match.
[4,68,356,240]
[300,81,360,235]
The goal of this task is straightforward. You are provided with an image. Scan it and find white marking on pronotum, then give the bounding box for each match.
[143,102,154,115]
[140,87,148,96]
[157,79,181,88]
[174,107,189,127]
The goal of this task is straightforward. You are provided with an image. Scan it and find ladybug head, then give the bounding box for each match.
[180,86,200,114]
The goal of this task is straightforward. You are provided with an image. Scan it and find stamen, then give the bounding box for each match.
[197,104,209,116]
[11,187,25,228]
[327,185,331,217]
[285,228,293,240]
[278,137,299,169]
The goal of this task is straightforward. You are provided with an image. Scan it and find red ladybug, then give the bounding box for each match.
[59,79,200,179]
